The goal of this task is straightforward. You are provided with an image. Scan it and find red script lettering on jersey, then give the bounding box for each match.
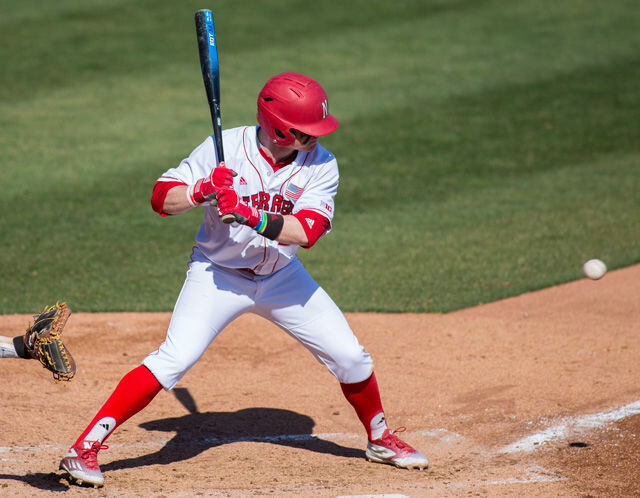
[243,192,294,215]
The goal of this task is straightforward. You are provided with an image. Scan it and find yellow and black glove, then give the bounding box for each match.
[21,302,76,382]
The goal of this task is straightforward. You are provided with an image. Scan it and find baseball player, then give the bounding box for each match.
[59,72,428,487]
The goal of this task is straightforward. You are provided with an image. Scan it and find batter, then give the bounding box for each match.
[59,72,428,487]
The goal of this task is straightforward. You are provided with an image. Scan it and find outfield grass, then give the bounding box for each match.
[1,0,638,312]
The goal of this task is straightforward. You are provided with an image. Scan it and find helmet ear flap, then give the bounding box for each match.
[274,128,292,143]
[257,103,295,146]
[258,97,285,145]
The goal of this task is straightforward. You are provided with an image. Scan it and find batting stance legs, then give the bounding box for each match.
[145,253,373,388]
[59,257,426,487]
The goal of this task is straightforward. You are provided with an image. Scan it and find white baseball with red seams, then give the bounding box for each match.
[143,125,373,389]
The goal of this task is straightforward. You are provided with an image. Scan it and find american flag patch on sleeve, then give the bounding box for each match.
[285,183,304,200]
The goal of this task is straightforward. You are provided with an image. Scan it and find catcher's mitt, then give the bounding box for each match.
[24,302,76,382]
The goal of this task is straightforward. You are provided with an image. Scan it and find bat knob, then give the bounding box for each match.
[221,213,236,224]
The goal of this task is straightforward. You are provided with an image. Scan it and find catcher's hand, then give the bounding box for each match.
[24,302,76,382]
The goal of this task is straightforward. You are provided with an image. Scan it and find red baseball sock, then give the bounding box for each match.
[74,365,162,447]
[340,372,387,441]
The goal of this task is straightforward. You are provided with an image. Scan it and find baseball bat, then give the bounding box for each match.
[194,9,235,223]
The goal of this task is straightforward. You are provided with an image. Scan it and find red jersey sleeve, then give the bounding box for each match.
[151,180,186,216]
[293,209,331,249]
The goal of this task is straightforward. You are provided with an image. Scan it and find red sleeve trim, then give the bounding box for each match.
[151,180,186,216]
[293,209,331,249]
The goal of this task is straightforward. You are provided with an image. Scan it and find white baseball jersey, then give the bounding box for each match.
[157,126,338,274]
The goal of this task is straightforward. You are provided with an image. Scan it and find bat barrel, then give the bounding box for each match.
[195,9,225,163]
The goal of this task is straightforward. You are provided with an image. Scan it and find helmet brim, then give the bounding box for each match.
[296,114,339,138]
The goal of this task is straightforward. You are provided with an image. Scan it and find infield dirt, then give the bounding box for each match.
[1,265,639,497]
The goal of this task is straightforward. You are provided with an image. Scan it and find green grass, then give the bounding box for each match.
[1,0,639,312]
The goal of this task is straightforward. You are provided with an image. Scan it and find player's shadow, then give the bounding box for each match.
[102,399,364,472]
[0,390,363,492]
[0,472,68,492]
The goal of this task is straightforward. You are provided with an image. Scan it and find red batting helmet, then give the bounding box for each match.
[257,72,339,147]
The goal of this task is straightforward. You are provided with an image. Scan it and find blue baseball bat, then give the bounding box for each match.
[195,9,235,223]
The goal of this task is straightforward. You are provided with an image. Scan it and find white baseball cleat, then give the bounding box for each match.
[366,427,429,470]
[59,441,108,487]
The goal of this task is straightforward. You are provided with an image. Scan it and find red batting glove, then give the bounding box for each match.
[188,163,236,205]
[216,188,260,227]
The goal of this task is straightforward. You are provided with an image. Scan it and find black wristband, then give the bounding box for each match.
[255,213,284,240]
[13,335,30,359]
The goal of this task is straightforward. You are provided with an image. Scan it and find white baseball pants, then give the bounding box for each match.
[143,250,373,389]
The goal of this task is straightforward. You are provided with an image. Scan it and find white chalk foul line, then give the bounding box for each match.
[500,399,640,453]
[0,428,463,455]
[487,475,566,485]
[485,465,567,485]
[0,432,363,456]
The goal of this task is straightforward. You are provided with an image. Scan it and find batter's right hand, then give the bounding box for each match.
[189,165,237,205]
[216,188,259,227]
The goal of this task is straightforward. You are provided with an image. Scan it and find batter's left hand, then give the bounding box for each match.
[189,165,237,205]
[216,188,259,227]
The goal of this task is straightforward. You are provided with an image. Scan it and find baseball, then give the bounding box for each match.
[583,259,607,280]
